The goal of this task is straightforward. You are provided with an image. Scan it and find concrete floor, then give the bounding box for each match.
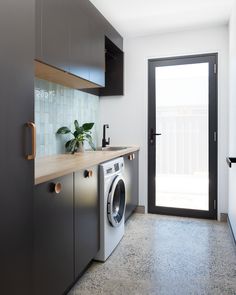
[69,214,236,295]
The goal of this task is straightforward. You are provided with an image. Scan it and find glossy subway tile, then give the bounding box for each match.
[35,78,99,157]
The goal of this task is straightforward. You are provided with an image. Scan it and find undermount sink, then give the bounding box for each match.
[97,146,128,151]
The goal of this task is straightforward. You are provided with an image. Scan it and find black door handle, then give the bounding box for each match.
[150,128,162,143]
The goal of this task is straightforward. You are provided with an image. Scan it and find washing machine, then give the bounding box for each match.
[95,157,126,262]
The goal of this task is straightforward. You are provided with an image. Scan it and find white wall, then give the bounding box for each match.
[228,1,236,234]
[99,25,229,218]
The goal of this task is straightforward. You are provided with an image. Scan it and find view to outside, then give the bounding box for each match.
[155,63,209,211]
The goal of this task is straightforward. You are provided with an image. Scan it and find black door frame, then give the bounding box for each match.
[148,53,218,219]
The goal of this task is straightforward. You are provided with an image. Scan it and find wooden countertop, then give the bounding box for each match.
[35,146,139,185]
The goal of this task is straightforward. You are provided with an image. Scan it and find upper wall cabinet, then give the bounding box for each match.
[35,0,106,87]
[103,18,123,51]
[83,36,124,97]
[100,37,124,96]
[87,3,106,86]
[68,0,105,86]
[41,0,70,72]
[35,0,123,92]
[68,0,90,81]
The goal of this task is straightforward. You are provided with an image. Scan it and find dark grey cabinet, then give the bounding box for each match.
[40,0,70,71]
[36,0,105,86]
[97,16,124,96]
[34,174,74,295]
[0,0,34,294]
[74,167,99,278]
[69,0,90,81]
[99,37,124,96]
[68,0,105,86]
[125,152,139,221]
[87,4,105,86]
[102,16,123,51]
[35,0,124,91]
[35,0,42,60]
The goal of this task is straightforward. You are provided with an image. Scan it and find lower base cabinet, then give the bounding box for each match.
[33,156,138,293]
[33,174,74,295]
[34,167,99,294]
[74,166,99,278]
[124,151,139,221]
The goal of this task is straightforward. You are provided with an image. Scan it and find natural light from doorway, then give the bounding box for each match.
[155,63,209,211]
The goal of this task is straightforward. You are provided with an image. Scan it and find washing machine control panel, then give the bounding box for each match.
[114,163,120,172]
[104,159,124,176]
[106,168,113,174]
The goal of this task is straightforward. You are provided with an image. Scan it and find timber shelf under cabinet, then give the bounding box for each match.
[35,60,101,90]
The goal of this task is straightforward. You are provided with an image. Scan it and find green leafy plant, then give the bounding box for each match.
[56,120,96,154]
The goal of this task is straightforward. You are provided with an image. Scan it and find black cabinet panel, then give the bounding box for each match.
[102,17,123,51]
[36,0,105,86]
[100,37,124,96]
[83,36,124,97]
[34,174,74,295]
[36,0,124,89]
[69,0,105,86]
[68,0,90,81]
[125,152,139,221]
[74,167,99,278]
[35,0,42,60]
[88,4,105,86]
[41,0,69,71]
[0,0,34,294]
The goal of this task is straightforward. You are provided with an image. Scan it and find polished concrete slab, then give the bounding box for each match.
[68,214,236,295]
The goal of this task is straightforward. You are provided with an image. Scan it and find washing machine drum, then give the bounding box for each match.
[107,175,126,227]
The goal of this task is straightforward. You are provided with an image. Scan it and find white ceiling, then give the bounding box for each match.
[90,0,234,38]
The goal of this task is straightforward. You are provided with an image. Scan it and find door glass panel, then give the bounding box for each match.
[155,63,209,211]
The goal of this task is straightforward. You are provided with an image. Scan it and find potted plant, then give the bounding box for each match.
[56,120,96,154]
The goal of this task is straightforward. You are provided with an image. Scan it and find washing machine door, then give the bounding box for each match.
[107,175,126,227]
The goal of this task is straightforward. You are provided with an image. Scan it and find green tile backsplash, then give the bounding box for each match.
[35,79,99,157]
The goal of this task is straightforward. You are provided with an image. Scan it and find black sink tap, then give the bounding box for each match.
[102,124,110,148]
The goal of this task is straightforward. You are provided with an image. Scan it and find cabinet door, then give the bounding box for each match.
[88,4,105,86]
[124,152,139,221]
[69,0,105,86]
[0,0,34,294]
[74,167,99,278]
[34,174,74,295]
[41,0,69,71]
[36,0,106,86]
[68,0,90,81]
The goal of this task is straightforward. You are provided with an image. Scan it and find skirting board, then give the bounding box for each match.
[227,217,236,246]
[220,213,228,222]
[135,206,145,214]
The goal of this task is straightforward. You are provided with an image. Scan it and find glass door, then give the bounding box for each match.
[148,54,217,219]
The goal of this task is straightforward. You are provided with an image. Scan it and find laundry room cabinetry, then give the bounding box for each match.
[124,151,139,221]
[102,16,123,51]
[99,37,124,96]
[38,0,70,71]
[35,0,105,86]
[0,0,34,293]
[33,174,74,295]
[35,0,125,93]
[68,0,105,86]
[74,166,99,278]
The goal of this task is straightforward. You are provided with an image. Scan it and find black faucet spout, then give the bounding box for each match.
[102,124,110,148]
